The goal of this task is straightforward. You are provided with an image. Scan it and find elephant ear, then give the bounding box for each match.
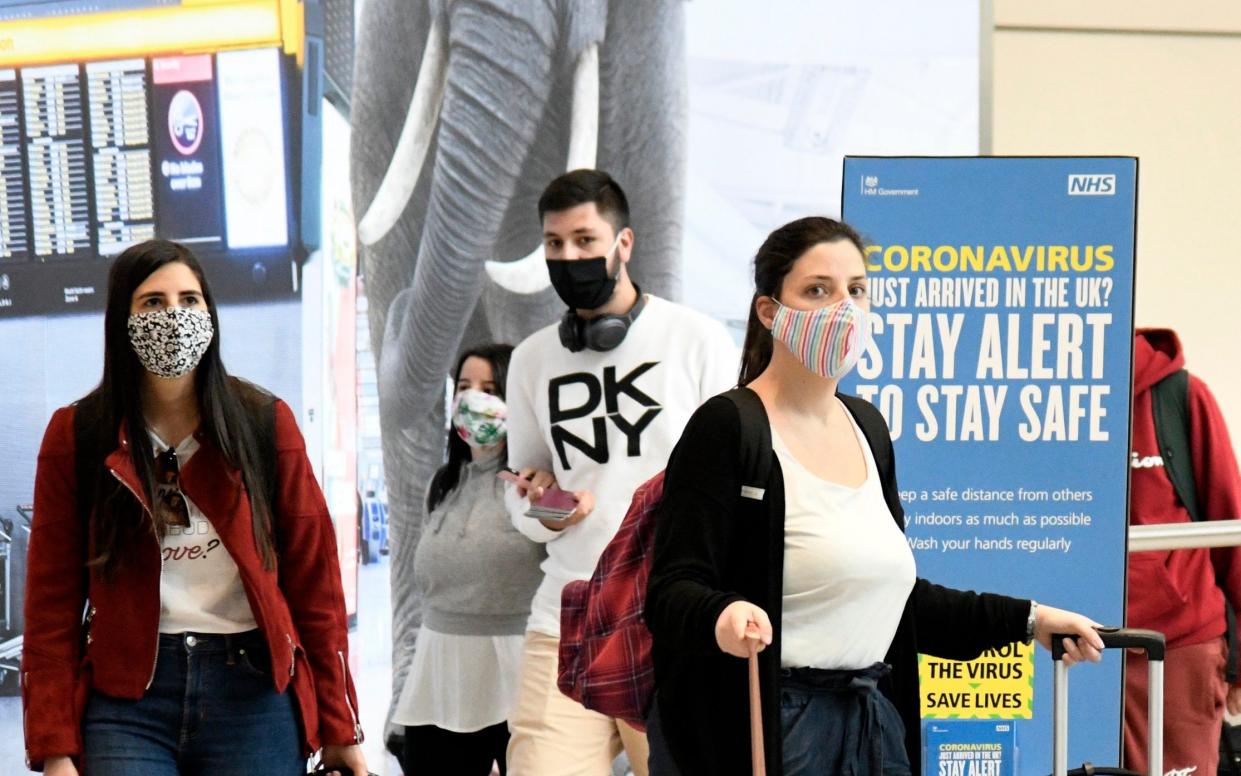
[563,0,608,58]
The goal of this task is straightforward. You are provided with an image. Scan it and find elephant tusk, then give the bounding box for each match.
[485,44,600,295]
[484,247,551,295]
[357,17,448,246]
[566,43,598,171]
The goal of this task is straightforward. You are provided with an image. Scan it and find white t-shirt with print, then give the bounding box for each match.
[152,432,258,634]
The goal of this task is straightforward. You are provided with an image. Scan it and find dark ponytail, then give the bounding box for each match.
[737,217,867,386]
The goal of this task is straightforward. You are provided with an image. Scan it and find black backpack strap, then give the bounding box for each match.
[72,403,93,531]
[71,395,107,626]
[72,394,107,540]
[1150,369,1239,682]
[721,388,774,497]
[1227,601,1240,686]
[1151,369,1201,522]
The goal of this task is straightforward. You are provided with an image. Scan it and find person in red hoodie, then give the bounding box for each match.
[1126,328,1241,775]
[22,240,368,776]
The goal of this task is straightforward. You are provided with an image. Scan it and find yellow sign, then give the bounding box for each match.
[0,1,301,68]
[919,641,1034,719]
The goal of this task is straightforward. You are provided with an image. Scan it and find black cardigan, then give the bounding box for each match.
[644,392,1030,775]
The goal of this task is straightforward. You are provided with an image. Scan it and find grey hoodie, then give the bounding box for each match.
[413,453,546,635]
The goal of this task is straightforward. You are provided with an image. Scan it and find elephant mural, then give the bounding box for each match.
[349,0,688,743]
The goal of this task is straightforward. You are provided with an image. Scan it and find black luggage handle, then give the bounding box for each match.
[1051,627,1165,661]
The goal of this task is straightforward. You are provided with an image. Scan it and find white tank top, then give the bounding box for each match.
[775,406,916,670]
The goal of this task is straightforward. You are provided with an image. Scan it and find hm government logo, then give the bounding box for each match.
[1067,174,1116,196]
[860,174,919,198]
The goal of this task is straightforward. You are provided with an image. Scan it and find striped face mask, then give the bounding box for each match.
[770,298,870,379]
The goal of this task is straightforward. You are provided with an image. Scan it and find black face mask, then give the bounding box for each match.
[545,234,623,310]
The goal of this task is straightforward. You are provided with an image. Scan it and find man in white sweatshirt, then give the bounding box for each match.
[504,169,737,776]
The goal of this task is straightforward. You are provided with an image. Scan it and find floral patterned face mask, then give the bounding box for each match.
[127,307,214,379]
[451,389,508,448]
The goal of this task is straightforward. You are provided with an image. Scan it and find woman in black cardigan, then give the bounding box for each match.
[644,217,1105,776]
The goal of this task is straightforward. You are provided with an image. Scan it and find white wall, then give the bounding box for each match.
[991,0,1241,448]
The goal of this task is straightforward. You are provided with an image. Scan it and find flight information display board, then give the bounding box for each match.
[24,62,93,259]
[88,57,156,256]
[0,45,301,316]
[0,69,29,262]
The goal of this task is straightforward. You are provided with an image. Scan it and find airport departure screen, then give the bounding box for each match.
[0,46,298,316]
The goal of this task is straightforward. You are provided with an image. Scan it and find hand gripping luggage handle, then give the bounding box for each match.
[1050,627,1165,661]
[1050,627,1165,776]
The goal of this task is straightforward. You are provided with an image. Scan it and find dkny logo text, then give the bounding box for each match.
[549,362,662,469]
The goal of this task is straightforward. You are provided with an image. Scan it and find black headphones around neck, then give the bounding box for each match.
[558,288,648,353]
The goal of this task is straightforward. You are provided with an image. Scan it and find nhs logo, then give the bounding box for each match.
[1067,174,1116,196]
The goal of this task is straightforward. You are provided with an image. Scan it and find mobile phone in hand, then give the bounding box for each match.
[524,486,578,522]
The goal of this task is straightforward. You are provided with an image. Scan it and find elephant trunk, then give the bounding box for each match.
[379,2,562,428]
[484,42,599,296]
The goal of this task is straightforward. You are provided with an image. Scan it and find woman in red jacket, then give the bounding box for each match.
[22,240,368,776]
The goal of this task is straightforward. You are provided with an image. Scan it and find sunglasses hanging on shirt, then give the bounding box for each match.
[153,447,191,528]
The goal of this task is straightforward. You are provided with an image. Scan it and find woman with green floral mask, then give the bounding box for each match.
[391,344,546,776]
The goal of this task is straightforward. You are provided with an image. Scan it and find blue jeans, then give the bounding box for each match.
[780,663,910,776]
[82,630,305,776]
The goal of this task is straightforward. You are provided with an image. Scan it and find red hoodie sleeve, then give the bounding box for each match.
[1188,376,1241,684]
[271,400,364,746]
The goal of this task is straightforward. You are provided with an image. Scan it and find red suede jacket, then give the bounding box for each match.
[21,399,363,770]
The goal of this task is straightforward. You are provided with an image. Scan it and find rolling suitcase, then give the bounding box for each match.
[1051,627,1165,776]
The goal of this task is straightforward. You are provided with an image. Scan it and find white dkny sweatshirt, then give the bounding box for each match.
[504,295,738,638]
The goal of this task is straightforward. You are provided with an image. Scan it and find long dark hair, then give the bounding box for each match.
[425,344,514,513]
[737,217,867,386]
[82,239,277,577]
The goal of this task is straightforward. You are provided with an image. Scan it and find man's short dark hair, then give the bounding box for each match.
[537,169,630,232]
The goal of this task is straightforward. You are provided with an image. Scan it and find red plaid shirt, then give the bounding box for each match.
[557,470,666,729]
